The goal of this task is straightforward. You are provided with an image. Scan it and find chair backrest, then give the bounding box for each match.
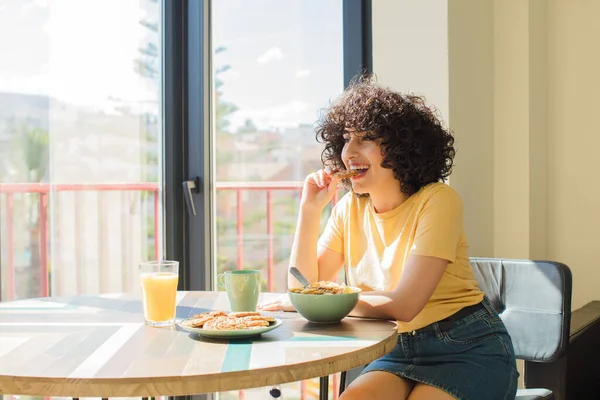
[470,258,572,362]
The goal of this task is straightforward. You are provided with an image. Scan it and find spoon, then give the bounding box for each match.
[289,267,311,288]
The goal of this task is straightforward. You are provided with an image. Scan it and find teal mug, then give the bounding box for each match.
[217,269,262,312]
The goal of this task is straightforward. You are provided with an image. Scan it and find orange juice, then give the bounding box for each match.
[140,272,178,324]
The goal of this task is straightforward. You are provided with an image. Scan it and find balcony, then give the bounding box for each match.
[1,181,347,300]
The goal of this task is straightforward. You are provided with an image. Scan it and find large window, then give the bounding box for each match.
[0,0,164,300]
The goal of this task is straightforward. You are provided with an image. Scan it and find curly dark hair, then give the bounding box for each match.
[315,76,455,195]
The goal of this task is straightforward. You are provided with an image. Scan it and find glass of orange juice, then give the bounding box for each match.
[139,260,179,327]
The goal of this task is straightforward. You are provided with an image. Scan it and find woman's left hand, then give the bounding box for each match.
[258,294,296,312]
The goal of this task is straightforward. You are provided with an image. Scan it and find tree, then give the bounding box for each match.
[4,123,50,298]
[134,8,159,82]
[237,119,258,134]
[134,3,160,183]
[133,1,162,260]
[214,46,239,133]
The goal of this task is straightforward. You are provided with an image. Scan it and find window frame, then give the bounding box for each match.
[164,0,213,294]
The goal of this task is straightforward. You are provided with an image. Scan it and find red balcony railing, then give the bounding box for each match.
[0,181,344,298]
[0,182,346,300]
[1,183,161,300]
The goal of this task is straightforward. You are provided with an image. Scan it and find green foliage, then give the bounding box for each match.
[274,221,295,235]
[3,123,49,298]
[214,46,240,134]
[237,119,258,134]
[216,216,237,239]
[215,101,239,133]
[134,14,159,80]
[6,123,49,183]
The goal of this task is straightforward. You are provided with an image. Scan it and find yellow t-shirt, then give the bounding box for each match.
[318,182,484,332]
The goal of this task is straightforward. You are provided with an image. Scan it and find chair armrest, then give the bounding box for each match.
[570,300,600,339]
[525,301,600,400]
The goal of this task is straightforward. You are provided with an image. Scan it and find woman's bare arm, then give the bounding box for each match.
[316,245,345,282]
[350,255,448,322]
[287,206,321,288]
[287,170,342,288]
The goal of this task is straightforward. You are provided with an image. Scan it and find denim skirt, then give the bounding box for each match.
[361,298,519,400]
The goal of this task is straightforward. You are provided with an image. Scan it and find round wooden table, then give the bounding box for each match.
[0,291,397,398]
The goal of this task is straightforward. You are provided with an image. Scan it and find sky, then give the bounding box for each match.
[212,0,344,131]
[0,0,344,130]
[0,0,156,111]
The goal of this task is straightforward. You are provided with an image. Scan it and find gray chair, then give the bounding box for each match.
[340,258,572,400]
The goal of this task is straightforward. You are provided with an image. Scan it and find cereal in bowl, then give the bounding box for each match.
[289,280,359,295]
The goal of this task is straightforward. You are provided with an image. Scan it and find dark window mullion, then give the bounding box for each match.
[343,0,372,88]
[163,0,188,289]
[164,0,212,294]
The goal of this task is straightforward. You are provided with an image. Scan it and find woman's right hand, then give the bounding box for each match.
[301,169,342,211]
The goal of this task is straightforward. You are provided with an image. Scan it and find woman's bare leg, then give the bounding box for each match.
[407,383,457,400]
[339,371,414,400]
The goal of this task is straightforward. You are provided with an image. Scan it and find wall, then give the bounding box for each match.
[447,0,495,258]
[372,0,600,310]
[371,0,449,118]
[546,0,600,309]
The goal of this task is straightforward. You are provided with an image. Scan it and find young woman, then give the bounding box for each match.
[260,77,519,400]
